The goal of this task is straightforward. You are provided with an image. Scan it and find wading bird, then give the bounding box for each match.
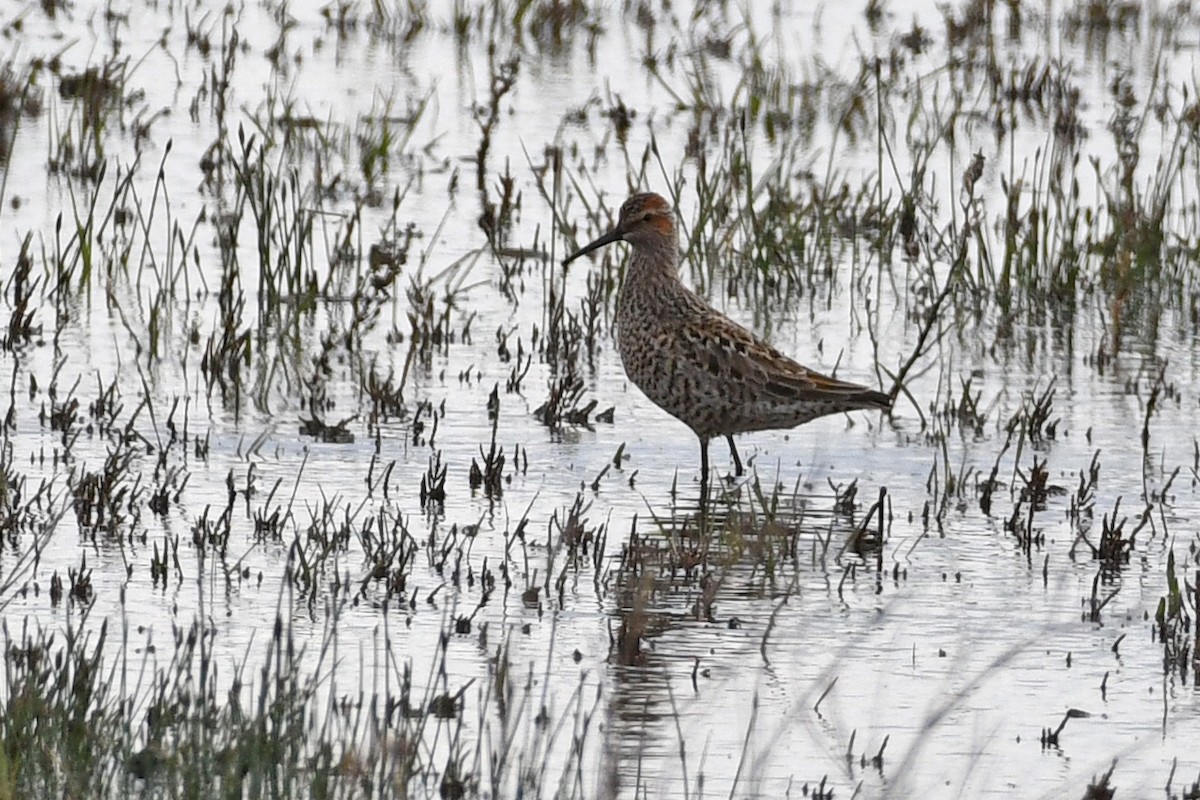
[563,192,892,501]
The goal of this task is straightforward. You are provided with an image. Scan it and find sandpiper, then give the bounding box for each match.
[563,192,892,500]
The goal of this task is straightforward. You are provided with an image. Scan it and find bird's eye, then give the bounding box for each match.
[642,213,651,222]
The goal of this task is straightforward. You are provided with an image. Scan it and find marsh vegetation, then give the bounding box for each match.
[1,0,1199,797]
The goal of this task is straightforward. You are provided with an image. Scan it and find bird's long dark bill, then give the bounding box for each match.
[563,227,623,266]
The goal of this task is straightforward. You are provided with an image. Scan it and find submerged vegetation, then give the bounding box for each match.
[0,0,1199,797]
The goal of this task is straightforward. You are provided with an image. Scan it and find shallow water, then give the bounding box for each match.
[2,0,1199,797]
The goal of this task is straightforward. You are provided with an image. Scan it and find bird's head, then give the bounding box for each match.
[563,193,676,266]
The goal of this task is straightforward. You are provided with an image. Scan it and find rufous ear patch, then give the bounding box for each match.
[648,213,674,236]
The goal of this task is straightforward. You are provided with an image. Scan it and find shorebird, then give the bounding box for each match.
[563,192,892,501]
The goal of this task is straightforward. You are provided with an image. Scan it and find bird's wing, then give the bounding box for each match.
[690,308,875,401]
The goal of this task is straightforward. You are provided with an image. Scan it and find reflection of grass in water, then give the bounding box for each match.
[610,477,886,663]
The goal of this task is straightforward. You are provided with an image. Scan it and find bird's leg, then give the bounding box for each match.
[726,434,744,477]
[699,436,710,506]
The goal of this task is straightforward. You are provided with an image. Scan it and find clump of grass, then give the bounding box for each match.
[1153,549,1195,677]
[48,55,133,181]
[3,545,616,797]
